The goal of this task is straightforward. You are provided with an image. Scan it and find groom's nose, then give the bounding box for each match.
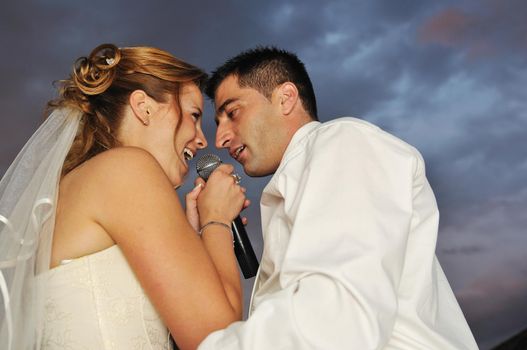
[215,122,232,149]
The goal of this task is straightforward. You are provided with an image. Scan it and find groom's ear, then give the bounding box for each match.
[276,82,299,116]
[129,90,151,126]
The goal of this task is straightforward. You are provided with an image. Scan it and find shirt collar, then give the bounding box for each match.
[264,121,320,194]
[281,121,320,164]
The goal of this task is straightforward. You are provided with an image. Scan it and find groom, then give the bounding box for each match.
[198,47,478,349]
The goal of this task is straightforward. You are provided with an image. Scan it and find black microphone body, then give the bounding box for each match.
[231,216,259,278]
[196,154,259,279]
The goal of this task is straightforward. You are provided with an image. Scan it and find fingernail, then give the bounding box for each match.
[193,183,202,191]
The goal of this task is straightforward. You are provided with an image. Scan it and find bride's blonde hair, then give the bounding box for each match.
[48,44,207,175]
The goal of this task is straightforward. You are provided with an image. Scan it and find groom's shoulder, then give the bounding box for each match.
[318,117,420,155]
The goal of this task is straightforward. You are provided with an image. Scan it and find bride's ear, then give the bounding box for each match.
[129,90,152,126]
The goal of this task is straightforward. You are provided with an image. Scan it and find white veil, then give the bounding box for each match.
[0,108,81,349]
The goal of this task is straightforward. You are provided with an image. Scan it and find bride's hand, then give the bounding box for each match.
[197,164,246,227]
[185,178,205,232]
[239,190,251,226]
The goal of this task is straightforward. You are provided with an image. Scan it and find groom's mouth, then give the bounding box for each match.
[230,145,246,161]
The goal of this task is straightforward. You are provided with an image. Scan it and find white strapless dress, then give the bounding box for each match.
[42,245,174,350]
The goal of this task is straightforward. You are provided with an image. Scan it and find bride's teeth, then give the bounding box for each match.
[183,148,194,161]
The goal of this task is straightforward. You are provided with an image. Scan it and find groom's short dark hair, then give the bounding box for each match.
[205,46,318,121]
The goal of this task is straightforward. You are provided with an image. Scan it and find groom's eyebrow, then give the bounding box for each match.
[214,98,237,123]
[216,98,237,115]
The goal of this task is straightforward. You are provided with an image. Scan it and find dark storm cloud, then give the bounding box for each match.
[419,0,527,59]
[342,0,527,220]
[438,186,527,348]
[456,260,527,348]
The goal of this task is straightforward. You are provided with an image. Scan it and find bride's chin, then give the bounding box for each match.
[172,178,183,190]
[171,169,189,189]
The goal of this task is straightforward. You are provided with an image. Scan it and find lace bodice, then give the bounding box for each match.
[42,245,173,350]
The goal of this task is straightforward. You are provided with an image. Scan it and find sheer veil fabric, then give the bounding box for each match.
[0,108,81,349]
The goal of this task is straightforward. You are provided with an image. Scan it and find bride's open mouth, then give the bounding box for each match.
[183,147,194,162]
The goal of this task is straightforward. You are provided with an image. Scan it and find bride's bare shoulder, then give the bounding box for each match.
[64,147,169,190]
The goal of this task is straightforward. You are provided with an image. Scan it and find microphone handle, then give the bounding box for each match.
[232,216,259,278]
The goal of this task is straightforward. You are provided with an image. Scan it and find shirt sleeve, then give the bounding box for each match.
[199,122,427,349]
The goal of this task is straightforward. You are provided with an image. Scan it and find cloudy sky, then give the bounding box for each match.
[1,0,525,348]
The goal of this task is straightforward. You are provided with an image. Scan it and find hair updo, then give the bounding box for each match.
[49,43,207,176]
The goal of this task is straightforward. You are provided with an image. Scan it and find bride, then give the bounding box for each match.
[0,44,246,350]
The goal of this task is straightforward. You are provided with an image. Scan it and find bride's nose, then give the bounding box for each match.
[194,128,208,149]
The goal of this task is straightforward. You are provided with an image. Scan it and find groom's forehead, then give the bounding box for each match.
[214,76,244,109]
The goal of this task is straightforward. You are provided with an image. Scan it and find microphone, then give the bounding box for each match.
[196,154,259,279]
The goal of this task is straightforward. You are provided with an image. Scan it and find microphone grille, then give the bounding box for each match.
[196,154,222,181]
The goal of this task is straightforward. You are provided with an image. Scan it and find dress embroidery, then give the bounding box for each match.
[42,245,173,350]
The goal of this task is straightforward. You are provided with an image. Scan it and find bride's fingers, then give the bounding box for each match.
[243,199,251,209]
[194,177,206,188]
[241,216,248,225]
[214,163,234,175]
[185,183,203,232]
[186,183,202,204]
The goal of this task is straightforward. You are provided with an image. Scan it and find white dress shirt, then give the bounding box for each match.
[199,118,478,349]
